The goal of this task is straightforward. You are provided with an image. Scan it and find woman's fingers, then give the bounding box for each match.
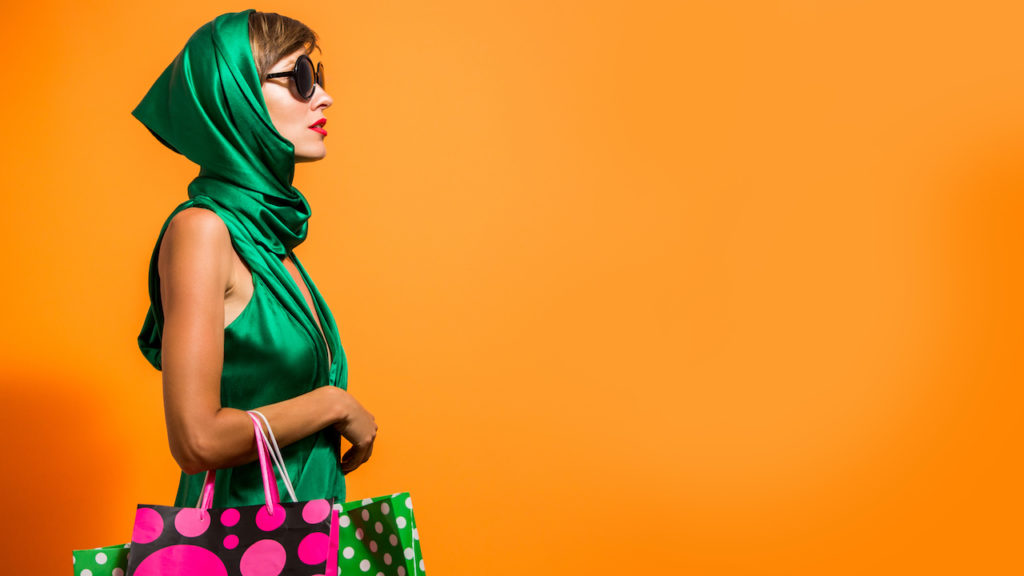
[341,442,370,474]
[363,438,374,464]
[335,395,377,474]
[340,436,375,474]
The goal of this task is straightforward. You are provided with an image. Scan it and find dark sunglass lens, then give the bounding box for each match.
[317,62,325,91]
[295,57,314,99]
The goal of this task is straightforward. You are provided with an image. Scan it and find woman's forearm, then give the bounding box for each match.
[166,385,346,475]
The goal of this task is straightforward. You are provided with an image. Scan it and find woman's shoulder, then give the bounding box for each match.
[158,206,236,282]
[163,206,231,249]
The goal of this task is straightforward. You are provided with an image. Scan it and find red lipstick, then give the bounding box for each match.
[309,118,327,135]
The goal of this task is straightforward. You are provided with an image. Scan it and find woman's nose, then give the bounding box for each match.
[312,85,333,109]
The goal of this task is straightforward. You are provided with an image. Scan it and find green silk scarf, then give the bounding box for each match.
[133,8,347,391]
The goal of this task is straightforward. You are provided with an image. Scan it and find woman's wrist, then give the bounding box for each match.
[319,385,350,426]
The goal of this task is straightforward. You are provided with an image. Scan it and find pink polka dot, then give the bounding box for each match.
[132,545,227,576]
[239,539,286,576]
[132,507,163,544]
[221,508,240,527]
[297,531,329,565]
[255,505,287,531]
[223,534,239,549]
[175,508,211,538]
[302,499,331,524]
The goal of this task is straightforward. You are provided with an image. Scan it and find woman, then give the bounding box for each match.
[133,9,376,509]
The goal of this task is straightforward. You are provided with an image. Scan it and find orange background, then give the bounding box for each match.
[1,1,1022,574]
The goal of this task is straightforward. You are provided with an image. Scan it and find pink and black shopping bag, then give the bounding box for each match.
[124,412,339,576]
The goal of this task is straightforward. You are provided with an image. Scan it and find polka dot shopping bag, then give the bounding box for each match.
[124,412,340,576]
[71,543,130,576]
[334,492,426,576]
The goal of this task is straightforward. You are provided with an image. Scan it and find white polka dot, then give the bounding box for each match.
[359,559,371,572]
[413,528,419,540]
[340,515,351,528]
[420,559,425,571]
[397,566,406,576]
[355,527,364,540]
[95,552,107,565]
[361,498,374,505]
[405,496,413,509]
[72,556,75,565]
[342,546,355,559]
[81,570,93,576]
[361,509,370,521]
[396,516,407,529]
[392,492,401,497]
[112,569,124,576]
[369,540,378,552]
[123,543,131,548]
[404,547,414,560]
[377,573,385,576]
[389,534,398,546]
[374,521,383,534]
[333,503,344,513]
[338,568,342,576]
[381,502,390,515]
[384,553,393,565]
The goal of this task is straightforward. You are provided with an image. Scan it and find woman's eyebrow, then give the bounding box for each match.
[272,57,299,73]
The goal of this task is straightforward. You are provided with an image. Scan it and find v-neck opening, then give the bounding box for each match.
[284,253,333,367]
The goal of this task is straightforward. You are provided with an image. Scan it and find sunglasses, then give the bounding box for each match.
[265,54,325,101]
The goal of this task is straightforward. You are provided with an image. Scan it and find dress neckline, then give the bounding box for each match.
[284,253,333,367]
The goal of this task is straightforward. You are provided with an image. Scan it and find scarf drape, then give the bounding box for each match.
[132,9,346,389]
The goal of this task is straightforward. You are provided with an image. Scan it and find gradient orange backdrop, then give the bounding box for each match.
[1,1,1022,574]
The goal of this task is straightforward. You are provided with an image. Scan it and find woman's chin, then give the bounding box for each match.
[295,148,327,163]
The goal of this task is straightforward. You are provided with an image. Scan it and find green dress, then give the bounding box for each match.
[132,10,348,508]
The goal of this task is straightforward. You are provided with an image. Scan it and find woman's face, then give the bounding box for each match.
[262,48,333,163]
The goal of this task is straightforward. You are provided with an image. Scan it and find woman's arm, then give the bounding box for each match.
[158,208,376,475]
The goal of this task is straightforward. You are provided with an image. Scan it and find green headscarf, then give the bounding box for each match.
[133,8,308,254]
[133,9,346,390]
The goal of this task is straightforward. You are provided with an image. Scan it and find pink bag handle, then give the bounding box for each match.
[195,413,282,514]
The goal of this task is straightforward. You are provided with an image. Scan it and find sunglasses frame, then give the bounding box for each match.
[265,54,325,101]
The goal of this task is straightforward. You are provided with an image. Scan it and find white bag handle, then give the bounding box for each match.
[247,410,298,503]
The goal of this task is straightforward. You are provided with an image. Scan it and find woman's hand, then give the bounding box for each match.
[331,388,377,474]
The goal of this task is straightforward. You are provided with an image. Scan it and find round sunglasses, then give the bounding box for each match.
[265,54,325,101]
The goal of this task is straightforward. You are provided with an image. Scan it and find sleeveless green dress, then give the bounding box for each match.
[131,10,349,507]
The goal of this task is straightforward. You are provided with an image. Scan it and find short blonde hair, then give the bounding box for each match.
[248,11,320,81]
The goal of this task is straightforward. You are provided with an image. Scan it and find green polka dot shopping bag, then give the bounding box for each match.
[335,492,426,576]
[72,544,129,576]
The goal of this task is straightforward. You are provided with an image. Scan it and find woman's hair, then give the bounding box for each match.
[248,11,320,81]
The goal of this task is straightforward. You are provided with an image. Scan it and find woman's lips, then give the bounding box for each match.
[309,118,327,136]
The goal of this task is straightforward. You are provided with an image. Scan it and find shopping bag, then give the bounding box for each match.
[336,492,426,576]
[71,543,130,576]
[124,411,339,576]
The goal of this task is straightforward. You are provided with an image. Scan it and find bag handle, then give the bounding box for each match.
[248,410,298,503]
[194,411,297,513]
[250,411,280,510]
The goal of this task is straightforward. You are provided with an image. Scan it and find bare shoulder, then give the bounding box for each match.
[164,207,230,245]
[159,207,233,283]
